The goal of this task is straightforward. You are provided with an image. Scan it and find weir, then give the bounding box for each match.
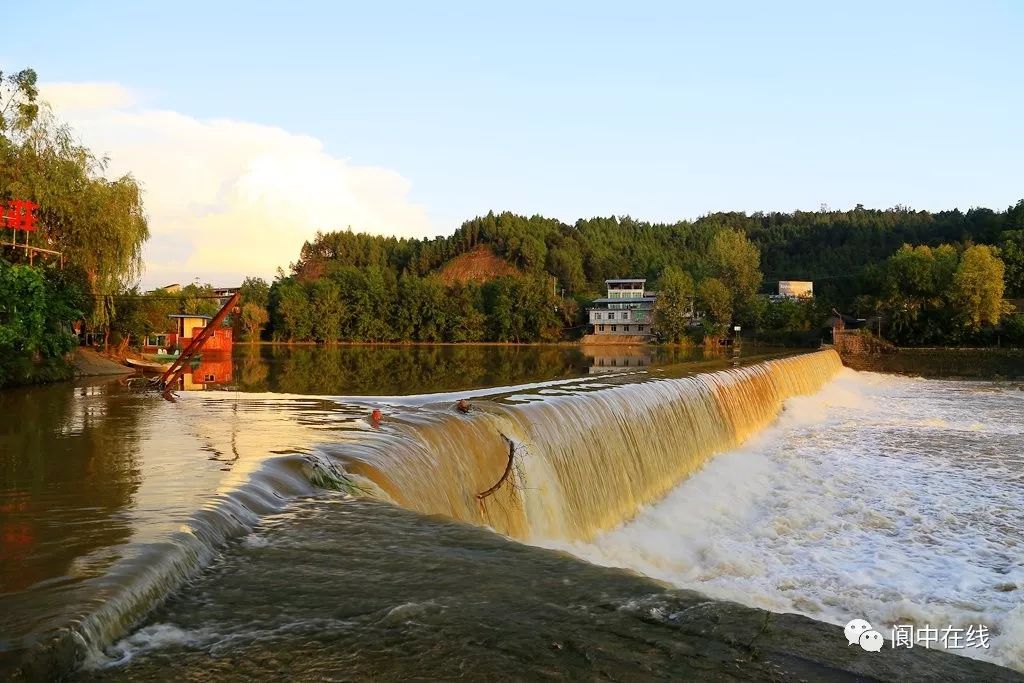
[336,349,843,541]
[4,350,843,678]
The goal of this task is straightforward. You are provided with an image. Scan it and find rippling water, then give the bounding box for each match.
[554,370,1024,670]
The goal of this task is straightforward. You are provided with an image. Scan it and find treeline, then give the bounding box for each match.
[262,215,762,344]
[857,243,1020,346]
[269,270,566,343]
[0,68,148,386]
[293,212,749,299]
[250,201,1024,346]
[291,203,1024,305]
[705,203,1024,304]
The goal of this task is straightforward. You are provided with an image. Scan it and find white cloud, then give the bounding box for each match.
[40,82,435,287]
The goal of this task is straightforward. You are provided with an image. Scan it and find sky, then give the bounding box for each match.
[4,1,1023,287]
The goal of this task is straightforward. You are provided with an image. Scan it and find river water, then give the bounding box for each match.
[1,345,1022,679]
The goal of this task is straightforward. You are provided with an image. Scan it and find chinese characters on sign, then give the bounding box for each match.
[892,623,990,650]
[1,199,39,231]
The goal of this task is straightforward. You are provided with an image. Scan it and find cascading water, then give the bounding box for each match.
[4,350,844,678]
[333,349,843,541]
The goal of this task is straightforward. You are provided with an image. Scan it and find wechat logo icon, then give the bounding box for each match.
[845,619,884,652]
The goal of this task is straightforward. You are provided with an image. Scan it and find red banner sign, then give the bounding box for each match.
[2,200,39,232]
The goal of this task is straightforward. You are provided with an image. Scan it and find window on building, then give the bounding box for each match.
[621,312,628,320]
[624,325,630,332]
[639,325,645,333]
[599,325,605,332]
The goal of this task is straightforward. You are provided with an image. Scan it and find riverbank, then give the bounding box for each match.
[1,349,132,390]
[841,347,1024,379]
[71,349,134,377]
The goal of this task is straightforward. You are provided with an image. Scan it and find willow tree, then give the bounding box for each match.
[0,68,39,134]
[1,106,149,335]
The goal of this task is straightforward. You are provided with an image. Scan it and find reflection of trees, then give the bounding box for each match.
[238,350,269,389]
[0,381,143,593]
[227,344,787,396]
[232,345,593,395]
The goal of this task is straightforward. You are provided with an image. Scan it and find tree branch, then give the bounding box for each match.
[476,434,516,500]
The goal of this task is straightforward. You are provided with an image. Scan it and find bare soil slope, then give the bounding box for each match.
[436,245,519,285]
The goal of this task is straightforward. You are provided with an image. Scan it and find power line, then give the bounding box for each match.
[82,293,231,301]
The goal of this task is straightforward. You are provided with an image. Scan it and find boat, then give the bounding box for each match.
[125,357,173,373]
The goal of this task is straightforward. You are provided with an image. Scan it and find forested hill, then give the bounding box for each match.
[292,201,1024,302]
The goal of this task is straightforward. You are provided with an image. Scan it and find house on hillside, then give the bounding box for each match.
[587,279,657,339]
[773,280,814,300]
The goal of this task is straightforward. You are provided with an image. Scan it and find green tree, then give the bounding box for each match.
[271,279,313,341]
[999,230,1024,297]
[952,245,1005,331]
[1,107,149,341]
[239,276,271,307]
[0,67,39,133]
[240,302,269,341]
[546,246,586,294]
[179,283,220,317]
[0,262,82,386]
[708,229,761,309]
[697,277,733,338]
[652,266,695,343]
[309,279,344,342]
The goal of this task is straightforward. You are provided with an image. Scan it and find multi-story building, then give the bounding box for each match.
[776,280,813,299]
[587,279,657,338]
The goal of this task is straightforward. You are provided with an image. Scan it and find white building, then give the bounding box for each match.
[776,280,813,300]
[588,279,656,338]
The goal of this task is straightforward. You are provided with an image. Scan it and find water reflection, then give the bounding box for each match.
[179,352,233,391]
[0,378,359,675]
[231,345,591,395]
[0,381,143,595]
[581,344,653,373]
[228,343,763,395]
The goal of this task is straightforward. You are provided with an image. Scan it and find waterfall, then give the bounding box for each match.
[5,350,842,679]
[335,350,843,541]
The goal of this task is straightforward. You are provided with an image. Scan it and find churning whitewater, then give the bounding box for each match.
[552,369,1024,672]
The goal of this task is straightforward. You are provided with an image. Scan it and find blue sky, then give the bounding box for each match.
[4,1,1023,284]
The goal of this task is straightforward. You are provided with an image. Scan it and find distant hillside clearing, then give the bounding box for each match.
[436,245,520,285]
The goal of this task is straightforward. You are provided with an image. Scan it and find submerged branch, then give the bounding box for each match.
[476,434,516,500]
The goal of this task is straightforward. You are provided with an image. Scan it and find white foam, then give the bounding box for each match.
[550,370,1024,671]
[242,532,272,549]
[89,623,207,668]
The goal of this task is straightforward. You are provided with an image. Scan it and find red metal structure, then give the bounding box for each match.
[158,292,241,395]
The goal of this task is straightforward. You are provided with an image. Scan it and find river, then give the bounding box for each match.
[1,345,1021,680]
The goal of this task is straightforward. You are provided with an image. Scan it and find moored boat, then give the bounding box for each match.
[125,357,173,373]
